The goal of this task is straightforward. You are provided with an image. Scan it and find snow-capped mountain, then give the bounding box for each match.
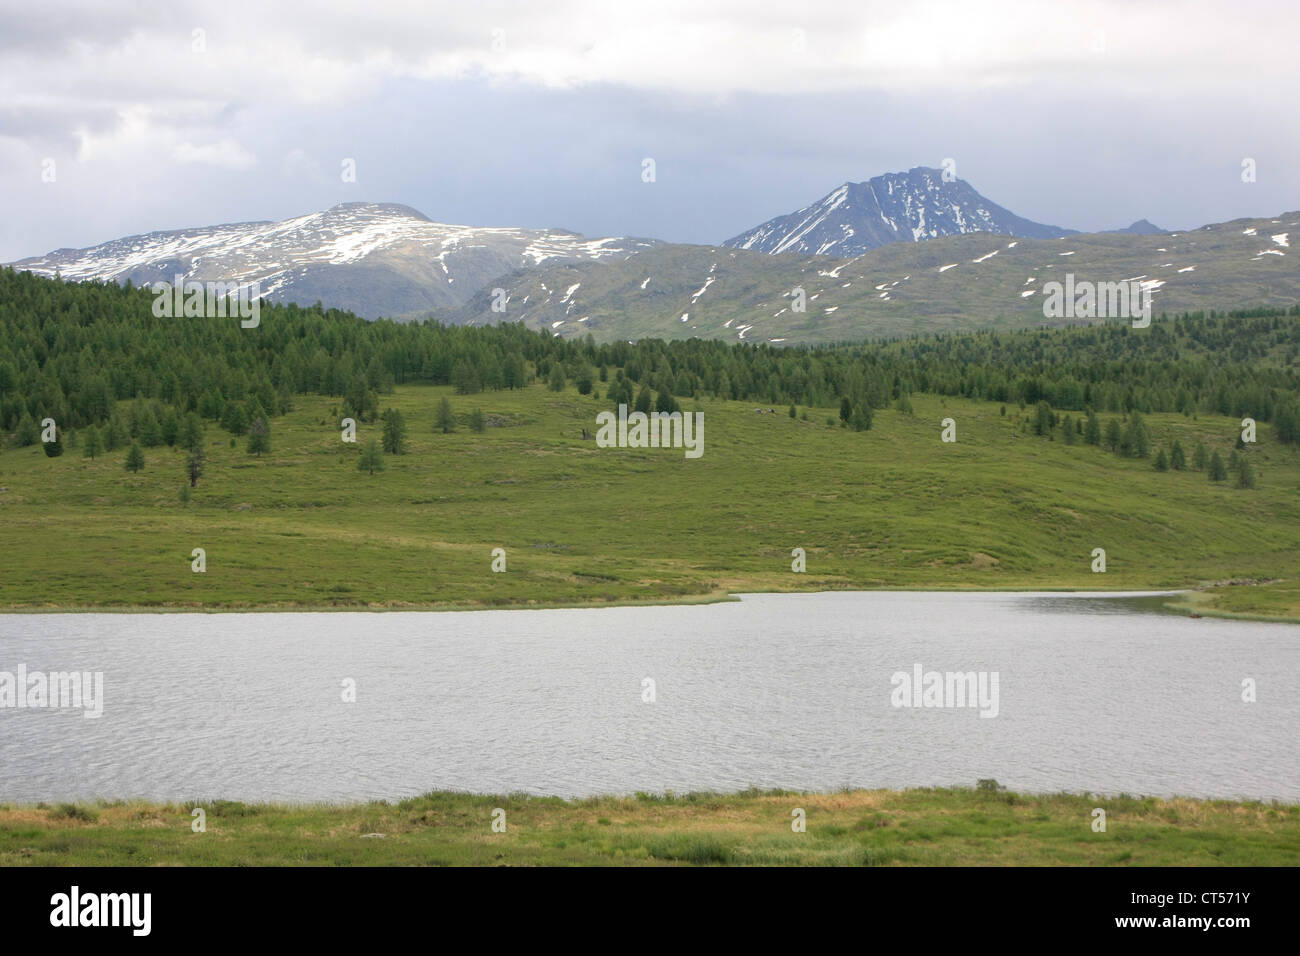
[8,202,659,319]
[724,167,1075,256]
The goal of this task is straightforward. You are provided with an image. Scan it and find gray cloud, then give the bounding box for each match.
[1,1,1296,261]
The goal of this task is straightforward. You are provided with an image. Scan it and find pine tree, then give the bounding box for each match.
[606,378,632,407]
[82,425,103,460]
[1276,401,1300,444]
[187,446,205,487]
[1170,440,1186,470]
[358,438,385,475]
[125,443,145,473]
[1193,441,1208,470]
[1034,401,1054,436]
[138,408,163,447]
[1104,419,1122,452]
[469,408,486,433]
[180,413,204,452]
[1122,411,1151,458]
[452,360,481,395]
[161,408,180,446]
[635,385,653,414]
[1085,410,1101,445]
[221,401,249,436]
[246,417,270,456]
[1208,451,1227,482]
[104,415,126,451]
[1153,448,1168,471]
[655,390,679,414]
[16,413,38,446]
[436,396,455,433]
[503,354,527,390]
[381,408,406,454]
[1236,457,1256,489]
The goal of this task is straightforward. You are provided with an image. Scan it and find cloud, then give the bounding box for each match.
[0,1,1296,263]
[171,139,257,169]
[3,0,1298,111]
[280,147,327,183]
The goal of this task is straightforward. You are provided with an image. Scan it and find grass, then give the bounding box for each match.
[1,384,1298,619]
[2,787,1294,866]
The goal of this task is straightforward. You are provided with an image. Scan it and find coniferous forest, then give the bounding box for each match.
[3,268,1298,450]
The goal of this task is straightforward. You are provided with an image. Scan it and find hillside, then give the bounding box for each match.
[2,270,1298,618]
[454,212,1300,344]
[2,379,1298,619]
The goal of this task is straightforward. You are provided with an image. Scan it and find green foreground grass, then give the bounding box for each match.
[2,384,1298,619]
[4,787,1295,866]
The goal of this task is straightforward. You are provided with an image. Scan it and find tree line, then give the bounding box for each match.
[2,269,1298,455]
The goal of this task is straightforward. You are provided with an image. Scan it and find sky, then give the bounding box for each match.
[1,0,1298,261]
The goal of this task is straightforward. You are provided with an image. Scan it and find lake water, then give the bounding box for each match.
[1,592,1297,803]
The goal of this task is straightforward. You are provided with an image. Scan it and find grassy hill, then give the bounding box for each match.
[2,382,1297,619]
[451,212,1300,345]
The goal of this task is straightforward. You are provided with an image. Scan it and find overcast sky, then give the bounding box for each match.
[1,0,1297,261]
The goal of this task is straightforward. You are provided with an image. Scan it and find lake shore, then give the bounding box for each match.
[2,583,1297,623]
[3,389,1298,622]
[4,786,1296,866]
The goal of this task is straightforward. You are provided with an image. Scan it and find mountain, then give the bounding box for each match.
[9,185,1295,348]
[457,212,1299,345]
[723,167,1076,257]
[1105,219,1166,235]
[7,202,659,319]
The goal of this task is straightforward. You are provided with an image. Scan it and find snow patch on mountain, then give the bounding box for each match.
[10,202,658,320]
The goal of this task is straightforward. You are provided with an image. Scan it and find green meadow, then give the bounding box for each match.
[3,787,1295,866]
[0,384,1297,619]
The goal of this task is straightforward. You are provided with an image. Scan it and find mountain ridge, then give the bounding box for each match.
[7,176,1295,346]
[9,201,659,319]
[455,210,1299,344]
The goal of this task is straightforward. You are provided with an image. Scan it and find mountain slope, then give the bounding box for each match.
[457,212,1300,344]
[724,167,1075,257]
[8,202,658,319]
